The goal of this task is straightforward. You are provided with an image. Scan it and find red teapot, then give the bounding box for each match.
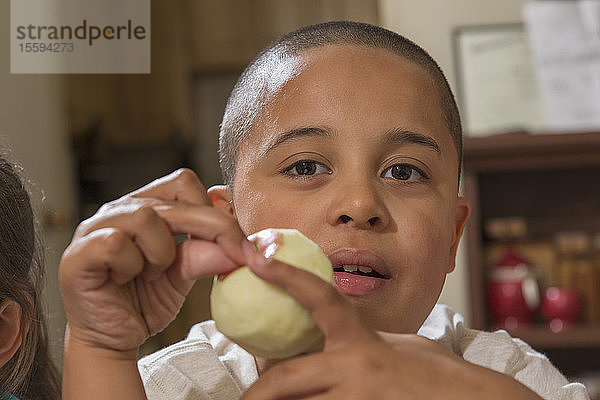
[487,245,540,330]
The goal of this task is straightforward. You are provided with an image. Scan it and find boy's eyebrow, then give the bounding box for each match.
[261,126,332,156]
[260,126,441,157]
[384,128,441,156]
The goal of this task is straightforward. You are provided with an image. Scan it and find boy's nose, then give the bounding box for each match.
[327,183,389,230]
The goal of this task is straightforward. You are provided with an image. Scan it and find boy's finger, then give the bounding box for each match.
[130,168,211,206]
[246,254,377,350]
[167,240,239,295]
[80,203,249,272]
[85,206,178,279]
[61,228,145,289]
[152,203,249,266]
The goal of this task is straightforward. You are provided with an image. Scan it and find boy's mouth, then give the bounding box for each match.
[328,249,391,296]
[333,265,386,278]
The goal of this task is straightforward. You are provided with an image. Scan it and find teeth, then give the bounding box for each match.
[342,265,358,272]
[339,265,374,274]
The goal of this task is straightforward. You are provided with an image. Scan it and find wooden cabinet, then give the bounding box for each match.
[463,131,600,376]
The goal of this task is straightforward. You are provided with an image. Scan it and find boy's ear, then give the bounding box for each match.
[0,299,23,368]
[207,185,236,217]
[447,197,471,273]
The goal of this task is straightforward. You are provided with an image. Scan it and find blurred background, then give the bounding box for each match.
[2,0,599,397]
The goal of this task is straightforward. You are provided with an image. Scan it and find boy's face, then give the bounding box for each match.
[216,44,469,334]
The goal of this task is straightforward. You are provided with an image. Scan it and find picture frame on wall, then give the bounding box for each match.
[452,23,548,137]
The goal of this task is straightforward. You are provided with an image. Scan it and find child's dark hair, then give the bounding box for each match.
[219,21,462,187]
[0,157,61,399]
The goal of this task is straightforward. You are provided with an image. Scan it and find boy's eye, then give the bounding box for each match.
[283,160,330,176]
[381,164,427,181]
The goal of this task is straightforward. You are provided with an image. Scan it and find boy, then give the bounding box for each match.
[60,22,589,399]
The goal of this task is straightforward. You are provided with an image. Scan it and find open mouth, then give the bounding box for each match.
[333,264,387,279]
[328,248,391,296]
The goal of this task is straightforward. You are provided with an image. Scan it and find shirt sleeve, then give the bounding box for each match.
[459,329,590,400]
[419,305,590,400]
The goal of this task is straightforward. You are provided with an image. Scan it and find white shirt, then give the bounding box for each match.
[138,304,590,400]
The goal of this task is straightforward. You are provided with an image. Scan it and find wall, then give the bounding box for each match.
[0,0,76,365]
[379,0,530,323]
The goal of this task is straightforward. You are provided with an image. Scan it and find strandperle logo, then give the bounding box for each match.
[11,0,150,74]
[15,19,147,46]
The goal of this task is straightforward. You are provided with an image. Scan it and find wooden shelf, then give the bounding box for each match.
[462,130,600,373]
[507,326,600,349]
[464,131,600,172]
[464,130,600,152]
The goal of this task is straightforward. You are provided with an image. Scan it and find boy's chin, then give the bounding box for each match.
[346,298,429,334]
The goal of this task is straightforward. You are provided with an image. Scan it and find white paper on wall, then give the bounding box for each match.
[456,26,548,136]
[523,0,600,132]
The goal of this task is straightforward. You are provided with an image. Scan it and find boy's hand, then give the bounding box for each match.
[241,253,543,400]
[60,169,249,354]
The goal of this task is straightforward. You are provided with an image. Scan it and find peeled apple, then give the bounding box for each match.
[210,228,334,359]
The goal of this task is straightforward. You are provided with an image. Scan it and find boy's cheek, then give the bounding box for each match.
[233,191,300,234]
[232,183,268,229]
[404,209,455,270]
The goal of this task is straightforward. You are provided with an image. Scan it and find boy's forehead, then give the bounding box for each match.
[302,44,425,74]
[242,44,453,160]
[271,45,435,100]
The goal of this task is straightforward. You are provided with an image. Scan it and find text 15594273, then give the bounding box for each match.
[18,42,74,53]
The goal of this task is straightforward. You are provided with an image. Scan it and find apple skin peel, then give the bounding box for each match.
[210,228,334,359]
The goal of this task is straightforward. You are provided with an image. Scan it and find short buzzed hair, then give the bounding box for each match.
[218,21,462,186]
